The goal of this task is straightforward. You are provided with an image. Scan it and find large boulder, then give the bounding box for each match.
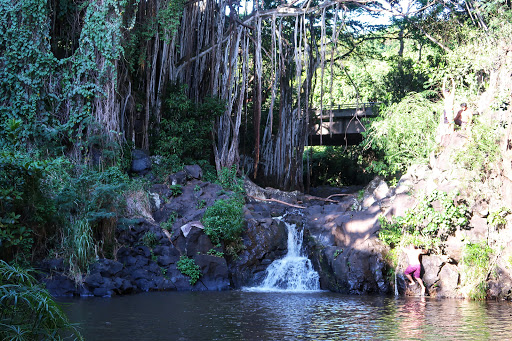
[228,205,288,287]
[131,149,152,175]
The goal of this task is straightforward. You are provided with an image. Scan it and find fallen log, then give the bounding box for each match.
[247,194,305,209]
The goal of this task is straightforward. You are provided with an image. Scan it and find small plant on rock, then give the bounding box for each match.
[176,255,202,285]
[161,212,178,231]
[207,249,224,257]
[169,184,183,196]
[142,231,158,249]
[487,207,510,230]
[196,199,206,209]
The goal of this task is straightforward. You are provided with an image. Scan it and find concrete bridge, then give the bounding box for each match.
[309,103,379,146]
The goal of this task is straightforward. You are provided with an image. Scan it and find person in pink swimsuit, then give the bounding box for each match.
[404,244,427,296]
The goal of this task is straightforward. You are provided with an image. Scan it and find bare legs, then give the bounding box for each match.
[405,274,426,296]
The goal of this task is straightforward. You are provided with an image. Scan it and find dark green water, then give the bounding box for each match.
[59,291,512,340]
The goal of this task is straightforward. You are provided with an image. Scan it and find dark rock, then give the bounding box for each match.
[169,171,187,186]
[147,262,162,275]
[119,279,135,294]
[135,246,151,258]
[157,255,176,267]
[135,278,155,292]
[93,287,113,297]
[194,254,230,290]
[84,273,104,288]
[89,259,124,278]
[153,245,180,258]
[132,269,150,280]
[131,149,151,175]
[181,226,216,257]
[43,274,77,297]
[184,165,203,180]
[154,277,176,291]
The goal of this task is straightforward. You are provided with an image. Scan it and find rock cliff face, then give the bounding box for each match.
[41,130,512,299]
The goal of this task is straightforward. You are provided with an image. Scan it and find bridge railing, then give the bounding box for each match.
[311,102,382,111]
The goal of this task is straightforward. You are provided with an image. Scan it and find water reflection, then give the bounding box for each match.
[59,292,512,340]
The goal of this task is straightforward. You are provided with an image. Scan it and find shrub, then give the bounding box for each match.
[176,255,202,285]
[202,197,245,246]
[217,165,244,193]
[363,92,440,177]
[0,148,52,262]
[377,190,469,256]
[460,242,493,300]
[0,261,83,340]
[453,117,502,177]
[152,85,224,163]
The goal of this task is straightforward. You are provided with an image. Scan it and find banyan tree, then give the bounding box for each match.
[119,0,374,191]
[0,0,372,191]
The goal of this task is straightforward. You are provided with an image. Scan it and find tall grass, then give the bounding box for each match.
[66,218,95,283]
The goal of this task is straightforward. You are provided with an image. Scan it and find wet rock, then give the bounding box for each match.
[228,216,288,288]
[194,254,230,290]
[435,263,459,297]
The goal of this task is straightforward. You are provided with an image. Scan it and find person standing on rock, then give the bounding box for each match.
[403,244,427,296]
[454,102,473,131]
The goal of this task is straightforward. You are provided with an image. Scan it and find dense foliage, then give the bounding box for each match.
[0,261,82,340]
[378,190,469,262]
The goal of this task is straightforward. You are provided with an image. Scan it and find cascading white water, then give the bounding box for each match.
[394,271,399,296]
[245,217,321,292]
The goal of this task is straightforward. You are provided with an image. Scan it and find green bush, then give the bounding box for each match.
[378,190,469,254]
[453,117,502,176]
[217,165,244,193]
[0,261,83,340]
[304,145,375,187]
[176,255,202,285]
[153,85,224,163]
[0,147,52,262]
[460,242,493,300]
[363,92,440,177]
[377,216,403,248]
[202,197,245,246]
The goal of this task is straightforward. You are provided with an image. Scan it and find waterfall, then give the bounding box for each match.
[245,217,321,292]
[394,271,399,296]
